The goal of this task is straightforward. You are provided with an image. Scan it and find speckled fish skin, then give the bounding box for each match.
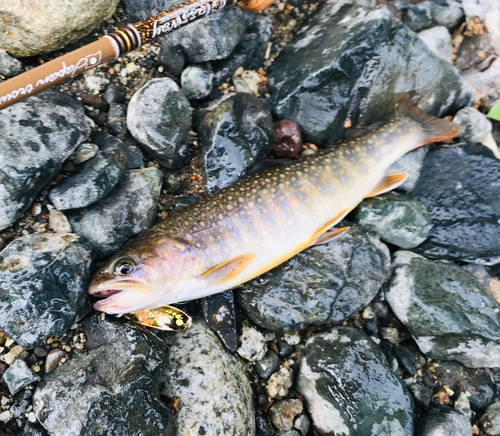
[88,98,459,314]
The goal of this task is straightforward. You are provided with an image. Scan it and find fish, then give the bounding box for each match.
[88,96,460,314]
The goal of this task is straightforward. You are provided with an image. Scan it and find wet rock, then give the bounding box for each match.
[413,143,500,264]
[297,326,413,435]
[266,367,293,399]
[354,192,433,249]
[127,78,192,169]
[196,93,273,194]
[237,320,267,361]
[387,146,429,193]
[159,6,256,63]
[277,341,294,358]
[255,350,280,380]
[3,359,38,395]
[212,15,273,86]
[414,408,471,436]
[238,225,390,332]
[162,318,254,436]
[201,290,238,352]
[126,145,145,169]
[453,107,493,143]
[418,26,453,63]
[480,401,500,435]
[272,121,303,159]
[22,422,47,436]
[0,233,93,349]
[33,314,174,436]
[107,104,128,137]
[267,2,474,146]
[70,143,99,166]
[68,168,162,258]
[396,0,464,32]
[103,84,125,105]
[49,132,128,210]
[269,399,303,431]
[44,349,66,374]
[181,65,214,100]
[48,209,72,233]
[0,90,93,231]
[0,0,120,56]
[387,251,500,367]
[0,50,23,77]
[408,383,433,410]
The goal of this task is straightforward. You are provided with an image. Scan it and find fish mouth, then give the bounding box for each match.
[91,288,122,297]
[92,290,129,312]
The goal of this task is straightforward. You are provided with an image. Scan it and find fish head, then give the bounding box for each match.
[88,235,198,314]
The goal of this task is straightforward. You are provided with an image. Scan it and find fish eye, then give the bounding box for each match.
[115,259,135,276]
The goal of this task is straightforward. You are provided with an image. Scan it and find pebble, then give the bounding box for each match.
[181,65,214,100]
[103,84,125,105]
[414,408,471,436]
[80,93,108,111]
[294,415,310,436]
[157,43,185,76]
[233,69,261,94]
[418,26,453,62]
[44,349,66,374]
[453,107,493,143]
[269,399,303,431]
[107,103,128,137]
[237,321,267,361]
[266,367,293,398]
[84,76,110,94]
[255,350,281,380]
[480,401,500,435]
[272,121,303,159]
[201,290,238,352]
[3,360,38,395]
[48,209,72,233]
[0,50,23,77]
[70,143,99,166]
[4,345,27,366]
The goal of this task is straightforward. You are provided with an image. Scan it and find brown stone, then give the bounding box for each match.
[272,121,303,159]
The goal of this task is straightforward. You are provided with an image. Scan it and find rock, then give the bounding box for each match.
[386,251,500,367]
[237,321,267,361]
[269,399,303,431]
[387,146,429,193]
[126,145,145,169]
[48,209,72,233]
[0,0,120,57]
[294,415,310,436]
[162,318,255,436]
[408,383,433,410]
[212,15,273,86]
[0,90,93,231]
[201,290,238,352]
[181,65,214,100]
[196,93,273,194]
[0,233,93,349]
[3,360,38,395]
[68,168,162,258]
[80,94,108,111]
[480,401,500,435]
[353,192,433,249]
[432,0,465,30]
[399,0,434,32]
[3,345,27,366]
[44,349,66,374]
[33,314,174,436]
[22,422,47,436]
[414,408,471,436]
[0,50,22,77]
[127,78,192,169]
[463,0,500,54]
[395,0,464,32]
[159,6,256,64]
[297,326,414,435]
[277,341,294,358]
[233,70,260,95]
[49,132,128,210]
[84,76,109,94]
[107,104,128,137]
[158,43,185,76]
[70,143,99,166]
[267,2,474,146]
[413,143,500,264]
[272,121,303,159]
[237,225,390,332]
[453,107,493,143]
[266,367,293,399]
[455,392,472,419]
[255,350,280,380]
[418,26,453,62]
[103,84,125,105]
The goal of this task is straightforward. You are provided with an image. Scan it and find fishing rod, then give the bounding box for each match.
[0,0,274,111]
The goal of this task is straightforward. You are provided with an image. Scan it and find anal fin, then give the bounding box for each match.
[201,253,256,285]
[309,227,350,247]
[365,172,408,198]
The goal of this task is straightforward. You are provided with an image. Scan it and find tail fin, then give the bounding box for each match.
[395,94,460,146]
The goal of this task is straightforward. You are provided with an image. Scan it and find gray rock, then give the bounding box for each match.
[0,233,93,349]
[0,50,23,77]
[68,168,163,258]
[196,93,273,194]
[159,6,256,64]
[107,104,127,137]
[267,2,474,146]
[462,263,493,288]
[294,415,310,436]
[237,320,267,362]
[453,107,493,143]
[269,399,303,431]
[103,84,124,105]
[354,192,433,249]
[255,350,281,380]
[413,143,500,264]
[237,225,390,332]
[414,409,471,436]
[49,132,128,210]
[418,26,453,62]
[162,318,255,436]
[126,145,145,169]
[3,359,38,395]
[0,90,93,231]
[297,327,414,435]
[201,290,238,352]
[387,146,429,193]
[0,0,120,57]
[33,314,174,436]
[70,143,99,165]
[399,0,434,32]
[158,43,185,76]
[21,422,47,436]
[127,78,192,169]
[386,251,500,367]
[396,0,465,32]
[181,65,214,100]
[480,401,500,435]
[431,0,465,30]
[48,209,72,233]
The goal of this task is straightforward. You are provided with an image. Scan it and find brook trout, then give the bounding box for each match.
[88,97,459,314]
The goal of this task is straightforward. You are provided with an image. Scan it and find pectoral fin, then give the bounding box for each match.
[365,172,408,198]
[201,253,256,285]
[309,227,350,247]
